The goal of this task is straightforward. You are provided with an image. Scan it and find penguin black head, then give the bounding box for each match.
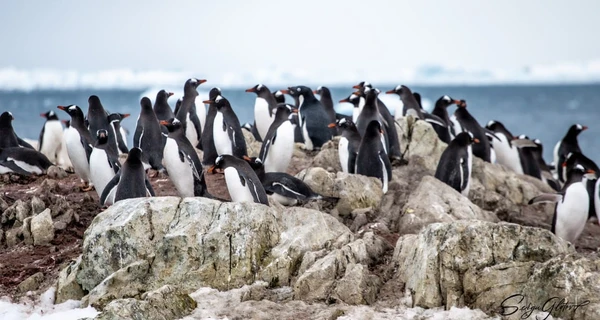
[339,93,361,107]
[385,85,412,97]
[0,111,14,126]
[156,89,174,102]
[127,147,143,163]
[96,129,109,144]
[313,86,331,97]
[365,120,384,137]
[273,90,286,103]
[140,97,153,110]
[245,84,270,95]
[57,105,84,118]
[243,155,263,170]
[274,103,294,119]
[454,132,479,146]
[108,113,131,124]
[436,95,461,109]
[88,95,103,107]
[352,81,372,90]
[159,118,183,133]
[566,124,588,137]
[364,87,380,103]
[208,154,228,174]
[280,86,315,98]
[202,95,229,110]
[185,78,206,89]
[208,87,222,101]
[331,117,356,130]
[40,110,59,121]
[457,100,468,108]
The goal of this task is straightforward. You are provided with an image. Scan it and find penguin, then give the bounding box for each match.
[485,120,524,174]
[432,96,461,138]
[0,147,53,176]
[133,97,166,172]
[355,120,392,194]
[160,118,214,198]
[553,124,587,183]
[201,87,223,166]
[258,104,297,173]
[434,132,478,196]
[0,112,34,149]
[245,84,279,142]
[528,164,593,243]
[276,90,303,143]
[153,90,175,121]
[330,118,361,174]
[562,151,600,221]
[273,90,286,104]
[384,85,424,119]
[314,86,338,136]
[339,93,363,124]
[208,154,269,205]
[58,105,94,191]
[203,94,248,158]
[100,147,155,206]
[89,129,121,201]
[173,98,182,116]
[108,113,130,155]
[245,156,338,206]
[513,134,542,179]
[87,95,118,156]
[530,139,561,191]
[354,88,390,154]
[451,100,492,162]
[175,78,206,149]
[280,86,332,151]
[38,110,64,164]
[58,119,74,171]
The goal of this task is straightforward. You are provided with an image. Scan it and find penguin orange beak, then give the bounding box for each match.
[328,123,336,128]
[453,100,461,105]
[207,166,216,174]
[313,90,318,94]
[168,92,174,97]
[587,169,596,174]
[279,89,290,94]
[39,113,46,117]
[159,120,169,126]
[122,113,130,119]
[57,106,67,110]
[61,120,68,124]
[291,109,298,114]
[242,155,252,161]
[473,138,480,144]
[385,90,395,94]
[339,98,349,103]
[582,126,589,131]
[352,84,361,89]
[198,79,207,84]
[245,87,256,93]
[202,99,213,104]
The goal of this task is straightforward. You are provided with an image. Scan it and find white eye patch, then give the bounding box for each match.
[443,95,451,102]
[215,95,223,102]
[395,85,401,91]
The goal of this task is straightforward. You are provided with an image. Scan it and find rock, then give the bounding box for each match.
[396,116,447,171]
[55,209,75,226]
[56,256,85,303]
[38,178,60,194]
[1,205,15,225]
[30,208,54,246]
[53,221,67,231]
[17,272,44,293]
[0,195,8,212]
[295,167,336,197]
[30,196,46,215]
[313,138,342,173]
[396,176,498,235]
[50,196,71,218]
[85,260,150,309]
[332,263,380,305]
[334,172,383,217]
[243,129,262,158]
[14,199,31,223]
[22,217,33,245]
[95,285,197,320]
[47,165,68,179]
[5,227,21,247]
[393,220,574,310]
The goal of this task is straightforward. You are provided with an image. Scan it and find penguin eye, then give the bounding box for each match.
[255,158,263,164]
[297,87,302,92]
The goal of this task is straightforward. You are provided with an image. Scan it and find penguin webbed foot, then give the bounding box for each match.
[81,184,94,192]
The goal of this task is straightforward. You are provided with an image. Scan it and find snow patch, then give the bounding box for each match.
[0,287,98,320]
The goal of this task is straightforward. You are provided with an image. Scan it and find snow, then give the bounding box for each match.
[0,287,98,320]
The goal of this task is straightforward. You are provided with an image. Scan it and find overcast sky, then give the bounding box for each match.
[1,0,598,77]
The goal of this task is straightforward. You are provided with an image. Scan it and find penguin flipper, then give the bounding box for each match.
[381,151,392,180]
[424,116,447,128]
[484,129,501,142]
[180,150,201,182]
[38,124,46,152]
[100,173,121,206]
[133,124,143,149]
[0,160,32,176]
[189,112,202,142]
[528,193,564,205]
[80,136,93,161]
[145,177,155,197]
[348,151,357,174]
[258,131,275,161]
[265,182,308,201]
[17,136,35,149]
[239,171,269,205]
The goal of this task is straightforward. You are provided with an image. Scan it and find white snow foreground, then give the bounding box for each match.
[0,287,98,320]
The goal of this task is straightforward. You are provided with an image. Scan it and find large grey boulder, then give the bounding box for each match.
[396,116,447,171]
[56,256,85,303]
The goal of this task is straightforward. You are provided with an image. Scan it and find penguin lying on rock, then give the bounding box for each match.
[208,154,269,205]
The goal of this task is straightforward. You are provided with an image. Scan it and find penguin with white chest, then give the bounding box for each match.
[154,90,175,121]
[258,104,297,173]
[108,112,130,155]
[203,95,247,159]
[434,132,478,196]
[58,105,94,191]
[553,124,587,183]
[452,100,493,163]
[281,86,332,151]
[175,78,206,149]
[160,118,214,198]
[58,119,74,171]
[133,97,166,172]
[89,129,121,202]
[100,147,155,206]
[0,147,53,176]
[485,120,523,174]
[87,95,118,156]
[355,120,392,194]
[246,84,278,142]
[331,118,361,174]
[38,110,64,164]
[529,164,594,244]
[208,155,269,205]
[201,87,222,166]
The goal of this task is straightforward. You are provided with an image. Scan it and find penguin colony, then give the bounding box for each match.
[1,79,598,246]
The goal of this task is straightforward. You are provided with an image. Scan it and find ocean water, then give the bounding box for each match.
[0,84,599,164]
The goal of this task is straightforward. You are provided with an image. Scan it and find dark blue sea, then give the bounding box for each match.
[1,84,599,164]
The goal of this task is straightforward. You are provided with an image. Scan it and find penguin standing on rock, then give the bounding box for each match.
[435,132,478,196]
[160,118,214,198]
[108,113,130,155]
[0,147,53,176]
[203,95,247,158]
[175,78,206,149]
[355,120,392,194]
[153,89,175,121]
[258,104,297,173]
[201,87,223,166]
[133,97,166,172]
[431,96,461,140]
[87,95,118,155]
[38,110,64,164]
[452,100,492,162]
[553,124,588,183]
[58,105,94,190]
[514,134,542,179]
[529,164,594,244]
[281,86,332,151]
[384,85,424,119]
[331,118,361,174]
[314,86,338,136]
[485,120,523,174]
[530,139,561,191]
[0,112,34,149]
[354,88,390,153]
[100,147,155,206]
[89,129,121,202]
[246,84,278,141]
[208,154,269,205]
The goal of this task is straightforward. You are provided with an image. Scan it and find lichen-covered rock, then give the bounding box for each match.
[22,216,33,245]
[295,167,336,197]
[396,116,447,171]
[397,176,498,235]
[95,285,197,320]
[332,263,381,305]
[313,138,342,173]
[30,196,46,215]
[334,172,384,217]
[30,208,54,246]
[56,256,85,303]
[47,165,68,179]
[84,260,150,309]
[14,199,31,223]
[17,272,44,293]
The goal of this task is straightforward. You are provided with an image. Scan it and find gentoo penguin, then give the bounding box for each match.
[58,119,74,171]
[100,147,155,206]
[530,139,561,191]
[563,151,600,220]
[38,110,64,164]
[89,129,121,201]
[58,105,94,190]
[355,120,392,194]
[175,78,206,149]
[553,124,587,183]
[160,118,214,198]
[245,157,338,206]
[434,132,478,196]
[452,100,492,162]
[339,93,363,123]
[133,97,166,172]
[153,90,175,121]
[258,104,297,173]
[201,87,223,166]
[0,147,53,176]
[354,82,402,160]
[432,96,460,139]
[281,86,332,151]
[108,113,130,155]
[245,84,279,142]
[514,134,542,179]
[384,85,424,119]
[485,120,524,174]
[87,95,118,155]
[314,86,338,136]
[330,118,361,174]
[208,154,269,205]
[203,94,248,158]
[354,88,390,153]
[0,112,34,149]
[273,90,286,104]
[529,164,593,243]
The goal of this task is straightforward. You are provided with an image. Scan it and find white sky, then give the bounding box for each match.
[1,0,598,77]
